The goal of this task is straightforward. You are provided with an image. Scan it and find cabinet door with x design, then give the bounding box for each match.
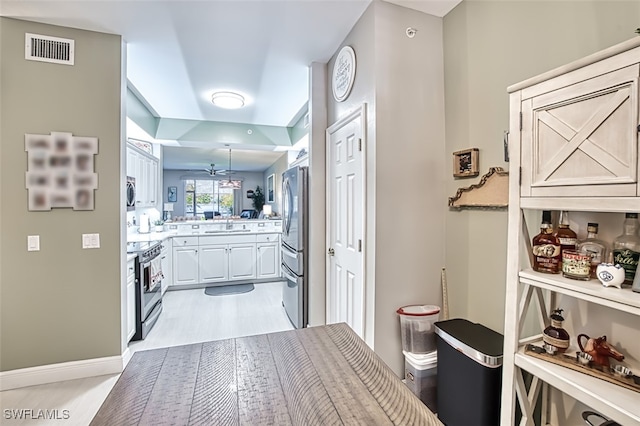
[502,38,640,426]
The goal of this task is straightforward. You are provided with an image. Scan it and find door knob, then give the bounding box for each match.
[328,248,335,256]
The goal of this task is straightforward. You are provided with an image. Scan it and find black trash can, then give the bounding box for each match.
[435,318,503,426]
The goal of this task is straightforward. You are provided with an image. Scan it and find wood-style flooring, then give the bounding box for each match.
[91,324,442,426]
[0,282,293,426]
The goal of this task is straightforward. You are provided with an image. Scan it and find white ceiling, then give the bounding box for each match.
[1,0,461,171]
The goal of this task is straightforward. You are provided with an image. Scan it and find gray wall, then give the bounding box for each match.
[443,0,640,334]
[327,1,446,376]
[0,18,123,371]
[263,153,288,216]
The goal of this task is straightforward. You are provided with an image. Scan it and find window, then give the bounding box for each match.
[184,179,240,217]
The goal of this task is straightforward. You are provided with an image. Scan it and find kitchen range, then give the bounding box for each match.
[127,240,164,340]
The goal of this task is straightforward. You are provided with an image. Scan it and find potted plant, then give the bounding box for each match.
[154,219,164,232]
[252,185,265,214]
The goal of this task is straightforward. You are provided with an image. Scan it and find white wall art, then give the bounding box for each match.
[25,131,98,211]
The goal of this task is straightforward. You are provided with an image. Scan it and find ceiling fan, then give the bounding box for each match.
[196,149,236,176]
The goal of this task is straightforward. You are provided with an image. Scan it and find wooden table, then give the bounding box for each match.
[91,323,442,425]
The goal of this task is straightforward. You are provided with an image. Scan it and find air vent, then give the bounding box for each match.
[25,33,75,65]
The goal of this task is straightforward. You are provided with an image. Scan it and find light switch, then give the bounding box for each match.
[27,235,40,251]
[82,233,100,249]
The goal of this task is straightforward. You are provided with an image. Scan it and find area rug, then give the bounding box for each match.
[204,283,254,296]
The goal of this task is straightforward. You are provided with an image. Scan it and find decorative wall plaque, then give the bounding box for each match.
[25,131,98,211]
[332,45,356,102]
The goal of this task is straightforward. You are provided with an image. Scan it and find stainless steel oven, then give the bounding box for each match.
[128,240,163,340]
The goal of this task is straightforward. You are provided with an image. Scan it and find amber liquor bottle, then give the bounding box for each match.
[553,211,577,254]
[533,211,561,273]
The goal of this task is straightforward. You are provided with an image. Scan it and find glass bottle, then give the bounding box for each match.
[532,211,561,274]
[542,308,570,353]
[554,211,577,254]
[577,223,610,279]
[612,213,640,285]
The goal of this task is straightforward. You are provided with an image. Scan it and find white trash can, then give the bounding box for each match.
[403,350,438,413]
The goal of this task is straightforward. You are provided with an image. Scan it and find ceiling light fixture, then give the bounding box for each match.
[211,91,245,109]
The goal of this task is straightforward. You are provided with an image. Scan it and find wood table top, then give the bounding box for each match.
[91,323,442,425]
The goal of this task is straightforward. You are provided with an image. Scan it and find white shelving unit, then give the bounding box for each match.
[501,38,640,425]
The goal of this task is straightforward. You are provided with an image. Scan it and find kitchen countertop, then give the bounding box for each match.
[127,228,282,243]
[91,323,441,425]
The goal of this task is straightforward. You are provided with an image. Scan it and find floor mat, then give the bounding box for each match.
[204,283,254,296]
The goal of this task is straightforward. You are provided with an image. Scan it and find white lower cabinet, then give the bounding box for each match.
[126,259,136,342]
[160,239,172,294]
[228,242,256,280]
[199,244,228,283]
[173,237,199,286]
[257,234,280,279]
[171,234,274,286]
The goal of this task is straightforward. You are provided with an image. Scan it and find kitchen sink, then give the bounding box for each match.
[203,229,251,234]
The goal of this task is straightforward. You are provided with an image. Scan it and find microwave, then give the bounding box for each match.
[126,176,136,211]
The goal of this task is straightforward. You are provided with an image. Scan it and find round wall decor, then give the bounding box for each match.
[332,46,356,102]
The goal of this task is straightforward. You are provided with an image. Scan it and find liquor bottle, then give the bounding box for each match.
[532,211,561,274]
[542,308,570,353]
[553,211,577,253]
[612,213,640,285]
[577,223,610,279]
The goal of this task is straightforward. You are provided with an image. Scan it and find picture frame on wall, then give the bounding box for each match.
[453,148,479,178]
[168,186,177,202]
[267,174,275,203]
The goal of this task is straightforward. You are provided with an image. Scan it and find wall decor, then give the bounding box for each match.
[246,189,255,199]
[267,174,275,203]
[332,45,356,102]
[167,186,177,202]
[448,167,509,209]
[25,131,98,211]
[453,148,479,177]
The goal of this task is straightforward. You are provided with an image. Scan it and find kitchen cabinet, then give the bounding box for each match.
[171,234,267,286]
[200,234,256,282]
[172,237,199,286]
[228,241,256,280]
[257,233,280,279]
[198,244,228,283]
[501,38,640,426]
[160,239,172,294]
[126,258,136,342]
[127,143,159,209]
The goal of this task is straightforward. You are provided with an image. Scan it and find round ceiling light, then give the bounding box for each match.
[211,91,245,109]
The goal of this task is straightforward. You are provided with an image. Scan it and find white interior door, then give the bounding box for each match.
[326,105,365,338]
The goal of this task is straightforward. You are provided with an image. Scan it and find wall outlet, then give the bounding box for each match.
[82,233,100,249]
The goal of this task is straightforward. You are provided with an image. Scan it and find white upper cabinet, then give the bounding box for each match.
[127,143,159,209]
[517,43,640,199]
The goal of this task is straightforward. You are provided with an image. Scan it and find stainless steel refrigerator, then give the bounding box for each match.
[281,165,308,329]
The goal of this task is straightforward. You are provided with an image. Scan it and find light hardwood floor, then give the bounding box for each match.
[0,281,293,425]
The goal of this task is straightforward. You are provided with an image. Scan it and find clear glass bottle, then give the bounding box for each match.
[577,223,610,279]
[554,211,577,253]
[612,213,640,285]
[533,211,561,274]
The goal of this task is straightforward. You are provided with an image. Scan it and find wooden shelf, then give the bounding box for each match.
[515,349,640,425]
[519,269,640,316]
[520,197,640,213]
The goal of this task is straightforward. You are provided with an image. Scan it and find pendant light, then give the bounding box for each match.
[220,148,240,189]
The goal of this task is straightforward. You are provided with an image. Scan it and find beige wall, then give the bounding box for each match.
[443,0,640,335]
[327,1,446,376]
[0,18,123,371]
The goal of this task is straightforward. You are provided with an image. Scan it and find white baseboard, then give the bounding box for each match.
[0,353,127,391]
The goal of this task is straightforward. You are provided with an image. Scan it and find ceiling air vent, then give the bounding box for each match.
[25,33,75,65]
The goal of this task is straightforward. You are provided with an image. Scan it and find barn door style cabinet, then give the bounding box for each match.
[502,38,640,425]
